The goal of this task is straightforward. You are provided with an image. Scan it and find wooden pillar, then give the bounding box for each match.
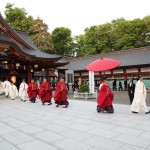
[138,67,141,76]
[123,68,127,90]
[123,69,127,80]
[27,69,31,84]
[46,68,49,80]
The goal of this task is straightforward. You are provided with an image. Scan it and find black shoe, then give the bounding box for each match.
[48,102,52,105]
[145,110,150,114]
[42,103,45,105]
[132,111,138,113]
[56,104,59,107]
[23,100,26,102]
[97,105,101,113]
[63,105,68,108]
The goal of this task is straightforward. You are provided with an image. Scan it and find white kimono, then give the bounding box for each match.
[131,80,148,112]
[3,80,11,97]
[19,82,28,100]
[0,81,4,94]
[9,84,18,100]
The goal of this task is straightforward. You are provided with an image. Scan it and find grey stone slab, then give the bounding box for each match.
[51,119,74,126]
[17,139,57,150]
[135,124,150,132]
[18,125,44,134]
[2,131,35,145]
[88,148,102,150]
[67,123,95,131]
[44,123,69,133]
[0,126,18,135]
[7,120,29,128]
[57,115,75,121]
[113,134,150,148]
[71,118,95,125]
[34,131,64,143]
[0,141,20,150]
[87,127,120,139]
[83,136,123,150]
[117,144,148,150]
[0,117,18,123]
[29,120,49,127]
[0,136,4,142]
[140,131,150,140]
[92,117,115,123]
[130,119,150,126]
[0,121,6,127]
[53,138,92,150]
[59,129,94,141]
[91,122,116,130]
[112,120,137,127]
[0,114,6,119]
[111,126,144,136]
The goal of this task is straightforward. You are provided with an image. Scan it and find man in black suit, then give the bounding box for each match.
[128,79,135,105]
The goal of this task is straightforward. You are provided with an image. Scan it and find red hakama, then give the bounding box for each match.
[39,82,52,105]
[97,83,114,113]
[54,81,69,107]
[27,83,38,103]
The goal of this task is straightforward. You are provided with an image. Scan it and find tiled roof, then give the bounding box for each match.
[64,46,150,71]
[0,14,69,66]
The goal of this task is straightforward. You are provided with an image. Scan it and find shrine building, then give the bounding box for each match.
[0,14,69,87]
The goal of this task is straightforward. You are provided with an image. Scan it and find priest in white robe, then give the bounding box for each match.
[19,79,28,102]
[9,82,18,100]
[131,76,150,114]
[0,80,4,95]
[3,79,11,97]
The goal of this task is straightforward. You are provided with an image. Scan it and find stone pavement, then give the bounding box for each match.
[0,96,150,150]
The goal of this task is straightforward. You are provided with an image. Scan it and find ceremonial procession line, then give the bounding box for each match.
[0,96,150,150]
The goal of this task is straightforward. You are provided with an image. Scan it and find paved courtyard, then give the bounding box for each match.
[0,95,150,150]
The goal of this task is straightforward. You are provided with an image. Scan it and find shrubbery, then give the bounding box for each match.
[78,84,89,93]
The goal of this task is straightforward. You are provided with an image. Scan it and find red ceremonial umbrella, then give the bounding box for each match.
[86,58,121,72]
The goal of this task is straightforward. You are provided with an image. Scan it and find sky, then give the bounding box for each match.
[0,0,150,36]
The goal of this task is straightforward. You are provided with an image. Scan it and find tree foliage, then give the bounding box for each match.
[51,27,74,56]
[29,18,54,52]
[4,3,54,53]
[3,3,150,57]
[75,17,150,56]
[4,3,33,31]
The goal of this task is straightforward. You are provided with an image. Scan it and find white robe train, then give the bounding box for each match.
[131,80,148,112]
[0,81,4,94]
[9,85,18,100]
[3,80,11,97]
[19,82,28,100]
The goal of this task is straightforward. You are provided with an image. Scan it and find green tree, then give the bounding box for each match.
[29,18,54,52]
[75,16,150,57]
[4,3,33,31]
[51,27,74,56]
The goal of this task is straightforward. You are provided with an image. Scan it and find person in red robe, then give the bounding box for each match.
[27,79,38,103]
[39,78,52,105]
[54,77,69,108]
[97,76,114,113]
